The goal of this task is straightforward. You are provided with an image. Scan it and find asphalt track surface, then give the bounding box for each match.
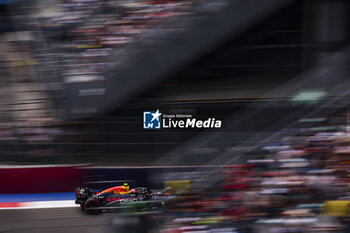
[0,207,114,233]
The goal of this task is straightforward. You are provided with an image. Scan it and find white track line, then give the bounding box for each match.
[0,200,77,210]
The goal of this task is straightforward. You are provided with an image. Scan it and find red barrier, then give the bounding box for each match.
[0,166,85,193]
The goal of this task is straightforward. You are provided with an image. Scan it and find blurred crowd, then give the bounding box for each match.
[37,0,228,83]
[0,0,229,162]
[152,116,350,233]
[0,0,229,116]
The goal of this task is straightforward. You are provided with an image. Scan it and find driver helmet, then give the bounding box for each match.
[122,183,129,192]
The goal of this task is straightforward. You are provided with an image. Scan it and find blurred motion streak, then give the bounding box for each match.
[0,0,349,233]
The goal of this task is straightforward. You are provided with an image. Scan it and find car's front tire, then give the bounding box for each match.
[80,202,85,210]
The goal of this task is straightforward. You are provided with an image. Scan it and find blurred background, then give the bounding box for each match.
[0,0,350,232]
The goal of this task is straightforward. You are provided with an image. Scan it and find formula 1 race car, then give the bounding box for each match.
[75,185,170,214]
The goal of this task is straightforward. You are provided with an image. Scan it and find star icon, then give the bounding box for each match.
[151,109,162,122]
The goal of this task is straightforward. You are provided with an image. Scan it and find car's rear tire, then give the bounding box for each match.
[84,198,100,215]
